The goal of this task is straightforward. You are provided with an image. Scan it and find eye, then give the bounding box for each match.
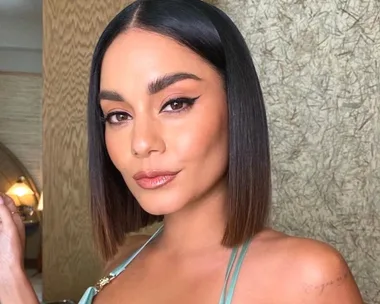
[161,97,200,113]
[103,111,132,125]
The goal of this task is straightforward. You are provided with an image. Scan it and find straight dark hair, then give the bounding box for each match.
[88,0,271,261]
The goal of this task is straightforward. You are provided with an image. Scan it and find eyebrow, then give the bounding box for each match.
[98,90,124,102]
[148,72,202,95]
[99,72,202,102]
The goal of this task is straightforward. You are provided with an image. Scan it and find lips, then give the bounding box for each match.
[133,171,179,189]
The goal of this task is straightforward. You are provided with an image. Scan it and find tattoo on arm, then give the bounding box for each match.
[304,271,349,295]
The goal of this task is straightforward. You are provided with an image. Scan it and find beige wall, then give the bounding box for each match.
[0,72,42,261]
[42,0,132,301]
[0,72,42,190]
[214,0,379,303]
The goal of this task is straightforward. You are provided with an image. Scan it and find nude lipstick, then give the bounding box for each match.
[133,171,179,189]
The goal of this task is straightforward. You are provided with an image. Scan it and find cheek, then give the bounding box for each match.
[173,101,228,168]
[104,128,130,170]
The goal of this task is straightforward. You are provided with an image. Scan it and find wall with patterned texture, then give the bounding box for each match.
[209,0,379,302]
[42,1,132,300]
[0,72,42,190]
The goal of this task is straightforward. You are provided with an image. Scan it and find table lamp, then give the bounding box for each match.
[6,176,34,197]
[6,176,35,219]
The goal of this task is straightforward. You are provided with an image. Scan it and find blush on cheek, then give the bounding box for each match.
[178,108,228,167]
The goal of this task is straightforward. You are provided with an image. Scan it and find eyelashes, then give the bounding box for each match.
[101,96,200,125]
[102,111,131,124]
[160,96,199,113]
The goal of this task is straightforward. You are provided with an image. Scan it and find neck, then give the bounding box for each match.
[158,178,228,255]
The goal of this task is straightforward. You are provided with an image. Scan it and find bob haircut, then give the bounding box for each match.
[88,0,271,261]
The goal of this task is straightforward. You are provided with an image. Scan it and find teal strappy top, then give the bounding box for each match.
[78,225,250,304]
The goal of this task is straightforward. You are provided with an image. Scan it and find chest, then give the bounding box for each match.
[92,278,280,304]
[92,265,282,304]
[93,252,241,304]
[91,247,292,304]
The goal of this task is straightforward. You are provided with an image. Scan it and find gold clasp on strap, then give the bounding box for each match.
[94,274,116,293]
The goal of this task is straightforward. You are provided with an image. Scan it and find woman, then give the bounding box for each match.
[0,0,363,303]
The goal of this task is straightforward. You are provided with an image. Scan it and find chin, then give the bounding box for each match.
[133,190,188,216]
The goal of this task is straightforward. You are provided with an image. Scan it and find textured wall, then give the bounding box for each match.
[0,72,42,190]
[212,0,379,303]
[42,0,133,301]
[0,72,42,263]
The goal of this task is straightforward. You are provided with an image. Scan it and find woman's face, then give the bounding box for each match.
[100,28,228,215]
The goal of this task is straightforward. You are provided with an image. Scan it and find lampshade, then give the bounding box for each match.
[37,192,43,211]
[8,194,21,207]
[6,176,34,197]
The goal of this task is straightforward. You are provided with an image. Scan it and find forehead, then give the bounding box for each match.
[100,28,215,89]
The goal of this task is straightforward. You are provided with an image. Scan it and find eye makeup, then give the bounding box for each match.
[100,95,201,125]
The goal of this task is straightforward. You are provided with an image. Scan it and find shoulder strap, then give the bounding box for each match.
[219,240,251,304]
[223,240,250,304]
[108,225,164,278]
[78,225,164,304]
[219,247,238,304]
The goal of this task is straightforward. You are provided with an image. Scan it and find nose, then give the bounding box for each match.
[131,117,166,158]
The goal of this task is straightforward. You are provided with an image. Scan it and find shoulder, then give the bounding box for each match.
[243,229,363,303]
[103,234,150,275]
